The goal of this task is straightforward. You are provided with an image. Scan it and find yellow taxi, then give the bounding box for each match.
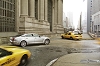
[61,31,82,40]
[95,38,100,44]
[0,46,31,66]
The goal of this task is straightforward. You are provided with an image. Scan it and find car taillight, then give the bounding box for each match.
[12,37,15,41]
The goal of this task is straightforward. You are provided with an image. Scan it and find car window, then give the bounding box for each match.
[0,48,12,58]
[25,34,33,37]
[33,34,40,37]
[68,33,71,35]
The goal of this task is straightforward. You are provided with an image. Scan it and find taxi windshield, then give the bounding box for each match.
[0,48,11,58]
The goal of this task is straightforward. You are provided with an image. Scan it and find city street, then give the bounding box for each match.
[23,36,100,66]
[0,0,100,66]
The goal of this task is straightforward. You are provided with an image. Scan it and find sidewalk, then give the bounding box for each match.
[82,33,94,40]
[52,53,100,66]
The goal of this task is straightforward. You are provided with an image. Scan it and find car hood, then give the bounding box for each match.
[0,46,29,53]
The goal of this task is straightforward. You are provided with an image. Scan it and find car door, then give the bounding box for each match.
[33,34,44,43]
[64,33,68,38]
[24,34,35,44]
[67,33,71,38]
[0,49,17,66]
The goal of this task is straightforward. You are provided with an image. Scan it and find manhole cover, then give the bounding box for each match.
[80,59,100,63]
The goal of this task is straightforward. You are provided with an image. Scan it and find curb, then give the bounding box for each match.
[46,58,58,66]
[82,38,94,40]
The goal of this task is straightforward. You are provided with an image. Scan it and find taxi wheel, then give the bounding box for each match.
[61,36,64,39]
[19,55,28,66]
[20,41,27,47]
[70,37,73,40]
[44,39,50,45]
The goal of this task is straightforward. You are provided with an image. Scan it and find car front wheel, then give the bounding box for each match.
[44,39,50,45]
[19,55,28,66]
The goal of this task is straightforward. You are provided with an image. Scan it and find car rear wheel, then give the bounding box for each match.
[61,36,64,39]
[19,55,28,66]
[20,41,27,47]
[44,39,50,45]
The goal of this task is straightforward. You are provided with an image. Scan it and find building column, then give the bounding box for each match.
[54,0,58,25]
[58,0,63,25]
[61,0,63,25]
[29,0,35,17]
[52,0,55,32]
[20,0,28,16]
[44,0,48,21]
[39,0,45,21]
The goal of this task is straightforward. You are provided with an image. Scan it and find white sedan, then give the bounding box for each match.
[10,33,50,47]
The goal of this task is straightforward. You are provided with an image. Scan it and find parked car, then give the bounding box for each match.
[0,46,31,66]
[10,33,50,47]
[61,31,82,40]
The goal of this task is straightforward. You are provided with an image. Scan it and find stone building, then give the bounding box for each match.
[92,0,100,35]
[0,0,63,43]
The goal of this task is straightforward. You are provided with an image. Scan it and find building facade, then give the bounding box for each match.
[87,0,93,33]
[92,0,100,35]
[0,0,63,43]
[81,0,87,33]
[0,0,64,42]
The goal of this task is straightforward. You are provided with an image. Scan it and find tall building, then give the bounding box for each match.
[92,0,100,35]
[87,0,93,33]
[0,0,63,42]
[81,1,86,33]
[81,0,92,33]
[67,12,73,29]
[63,12,68,28]
[77,13,82,30]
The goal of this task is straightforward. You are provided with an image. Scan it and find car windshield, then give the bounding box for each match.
[0,48,11,58]
[0,48,6,57]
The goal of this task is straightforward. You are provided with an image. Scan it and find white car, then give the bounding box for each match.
[10,33,50,47]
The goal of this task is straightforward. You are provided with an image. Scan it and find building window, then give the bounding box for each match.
[48,0,52,31]
[35,0,38,19]
[96,25,97,31]
[94,25,96,31]
[0,0,15,32]
[98,25,100,31]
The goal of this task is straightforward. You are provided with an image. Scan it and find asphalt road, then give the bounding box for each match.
[23,37,100,66]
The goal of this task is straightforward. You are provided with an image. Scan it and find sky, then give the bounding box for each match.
[63,0,83,29]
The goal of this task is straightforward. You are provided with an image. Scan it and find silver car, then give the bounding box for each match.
[10,33,50,47]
